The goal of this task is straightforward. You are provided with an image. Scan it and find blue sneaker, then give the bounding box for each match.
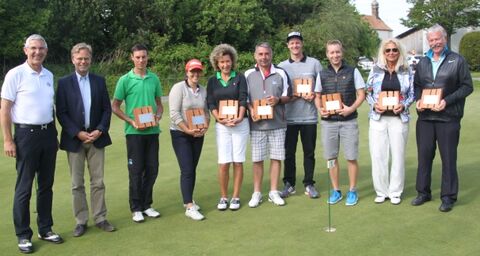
[328,190,342,204]
[345,190,358,206]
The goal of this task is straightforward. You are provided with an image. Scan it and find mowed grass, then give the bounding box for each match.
[1,86,479,256]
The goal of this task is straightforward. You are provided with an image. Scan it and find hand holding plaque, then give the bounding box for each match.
[378,91,400,111]
[321,93,343,115]
[218,100,239,119]
[252,99,273,120]
[419,88,443,109]
[133,106,156,129]
[293,78,313,97]
[185,108,208,130]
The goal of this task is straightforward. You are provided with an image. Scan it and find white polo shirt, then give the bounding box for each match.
[1,62,54,124]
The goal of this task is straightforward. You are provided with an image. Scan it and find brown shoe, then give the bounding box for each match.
[73,224,87,237]
[96,220,116,232]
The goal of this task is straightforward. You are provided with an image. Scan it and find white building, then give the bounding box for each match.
[361,0,393,41]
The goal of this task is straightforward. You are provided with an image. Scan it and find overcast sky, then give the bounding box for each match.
[353,0,413,36]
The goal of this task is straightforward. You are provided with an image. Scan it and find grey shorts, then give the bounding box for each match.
[321,119,359,160]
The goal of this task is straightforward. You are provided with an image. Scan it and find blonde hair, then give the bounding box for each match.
[71,42,92,57]
[325,39,343,53]
[209,44,238,71]
[376,38,408,72]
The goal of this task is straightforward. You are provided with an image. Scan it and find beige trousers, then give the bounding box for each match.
[67,143,107,225]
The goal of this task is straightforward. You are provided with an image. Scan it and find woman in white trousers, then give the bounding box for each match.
[365,38,414,205]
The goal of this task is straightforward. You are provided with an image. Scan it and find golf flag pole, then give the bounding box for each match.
[324,159,336,232]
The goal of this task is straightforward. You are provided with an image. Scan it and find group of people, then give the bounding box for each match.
[0,23,473,254]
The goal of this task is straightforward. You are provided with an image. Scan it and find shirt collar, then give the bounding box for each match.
[128,69,151,79]
[185,79,200,92]
[288,55,307,63]
[255,64,277,79]
[23,62,45,75]
[426,45,449,60]
[216,70,237,80]
[75,72,89,82]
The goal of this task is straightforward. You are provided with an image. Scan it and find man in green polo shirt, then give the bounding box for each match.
[112,44,163,223]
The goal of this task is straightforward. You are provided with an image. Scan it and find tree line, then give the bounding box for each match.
[1,0,380,90]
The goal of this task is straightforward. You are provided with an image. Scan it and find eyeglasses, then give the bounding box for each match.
[385,48,399,53]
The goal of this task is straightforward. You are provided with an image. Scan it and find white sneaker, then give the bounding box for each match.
[184,203,200,211]
[183,201,201,211]
[143,208,161,218]
[217,198,228,211]
[390,197,401,205]
[374,196,386,203]
[132,211,144,223]
[229,198,240,210]
[185,208,205,221]
[268,191,285,206]
[248,192,263,208]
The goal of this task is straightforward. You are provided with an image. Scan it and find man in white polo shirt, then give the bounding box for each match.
[1,34,63,254]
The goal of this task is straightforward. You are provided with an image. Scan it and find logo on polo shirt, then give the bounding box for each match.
[47,82,52,87]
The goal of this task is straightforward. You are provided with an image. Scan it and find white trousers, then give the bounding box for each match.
[369,116,409,198]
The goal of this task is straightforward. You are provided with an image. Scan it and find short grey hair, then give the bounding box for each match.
[71,42,92,57]
[24,34,47,49]
[427,24,447,40]
[255,42,272,54]
[209,44,238,71]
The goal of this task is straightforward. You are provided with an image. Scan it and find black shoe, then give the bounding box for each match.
[18,239,33,254]
[439,201,454,212]
[96,220,116,232]
[73,224,87,237]
[38,231,64,244]
[411,195,431,206]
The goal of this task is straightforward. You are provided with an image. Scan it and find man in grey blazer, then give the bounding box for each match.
[56,43,115,237]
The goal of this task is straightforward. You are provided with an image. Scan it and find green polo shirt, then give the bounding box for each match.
[114,69,163,135]
[216,71,237,87]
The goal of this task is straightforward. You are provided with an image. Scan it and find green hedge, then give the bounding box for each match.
[459,31,480,71]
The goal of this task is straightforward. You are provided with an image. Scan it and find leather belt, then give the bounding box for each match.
[15,122,53,130]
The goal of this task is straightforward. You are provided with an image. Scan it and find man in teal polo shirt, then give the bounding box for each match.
[112,44,163,223]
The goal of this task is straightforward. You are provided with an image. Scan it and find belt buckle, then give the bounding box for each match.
[41,124,48,130]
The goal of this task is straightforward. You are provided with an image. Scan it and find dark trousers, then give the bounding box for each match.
[13,124,58,239]
[126,134,159,212]
[416,119,460,203]
[283,124,317,187]
[170,130,204,204]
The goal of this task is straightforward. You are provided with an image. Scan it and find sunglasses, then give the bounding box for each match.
[385,48,399,53]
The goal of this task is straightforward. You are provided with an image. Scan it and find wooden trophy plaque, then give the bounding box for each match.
[420,88,443,109]
[378,91,400,110]
[218,100,239,119]
[293,78,313,97]
[133,106,155,129]
[185,108,208,130]
[253,99,273,120]
[321,93,343,115]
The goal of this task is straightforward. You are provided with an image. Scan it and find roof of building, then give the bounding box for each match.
[362,15,392,31]
[395,27,421,39]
